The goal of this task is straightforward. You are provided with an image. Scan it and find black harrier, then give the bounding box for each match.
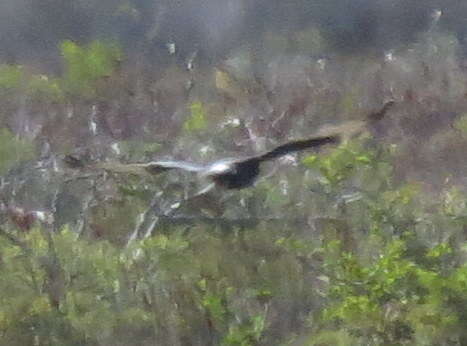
[64,101,395,190]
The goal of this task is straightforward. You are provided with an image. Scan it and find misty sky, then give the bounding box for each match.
[2,0,465,69]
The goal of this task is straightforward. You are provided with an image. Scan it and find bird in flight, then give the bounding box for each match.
[64,101,395,190]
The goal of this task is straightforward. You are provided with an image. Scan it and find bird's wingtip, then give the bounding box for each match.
[63,154,85,169]
[367,99,396,122]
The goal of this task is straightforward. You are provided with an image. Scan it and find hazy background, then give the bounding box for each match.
[1,0,465,68]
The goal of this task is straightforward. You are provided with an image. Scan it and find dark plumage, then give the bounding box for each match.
[203,135,338,189]
[64,134,337,190]
[64,101,394,190]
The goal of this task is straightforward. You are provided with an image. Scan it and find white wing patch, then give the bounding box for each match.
[207,161,232,175]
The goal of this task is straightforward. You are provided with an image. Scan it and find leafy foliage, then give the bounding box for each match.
[0,65,24,92]
[60,40,122,99]
[0,128,35,174]
[27,75,64,104]
[0,64,66,106]
[184,101,208,132]
[2,134,467,345]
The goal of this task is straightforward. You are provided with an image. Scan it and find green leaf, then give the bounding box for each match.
[184,101,208,132]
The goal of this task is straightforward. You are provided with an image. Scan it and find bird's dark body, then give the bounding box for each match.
[210,159,261,189]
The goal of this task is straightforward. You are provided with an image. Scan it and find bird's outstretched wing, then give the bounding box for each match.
[64,156,205,175]
[107,160,204,175]
[255,135,339,162]
[248,100,395,163]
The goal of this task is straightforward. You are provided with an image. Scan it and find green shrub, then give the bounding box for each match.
[60,40,122,99]
[184,101,208,132]
[27,75,64,103]
[0,128,35,174]
[0,65,24,92]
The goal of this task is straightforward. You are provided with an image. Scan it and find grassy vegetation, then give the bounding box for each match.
[1,137,467,345]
